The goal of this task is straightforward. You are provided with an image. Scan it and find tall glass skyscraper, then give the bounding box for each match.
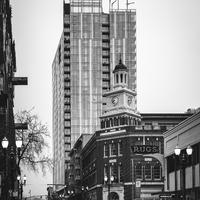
[52,0,136,186]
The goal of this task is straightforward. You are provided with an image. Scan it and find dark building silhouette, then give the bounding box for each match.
[0,0,27,199]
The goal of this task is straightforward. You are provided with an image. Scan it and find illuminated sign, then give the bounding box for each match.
[131,145,159,154]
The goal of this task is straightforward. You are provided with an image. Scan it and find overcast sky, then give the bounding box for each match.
[10,0,200,197]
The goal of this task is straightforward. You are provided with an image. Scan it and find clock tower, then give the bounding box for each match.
[100,59,141,129]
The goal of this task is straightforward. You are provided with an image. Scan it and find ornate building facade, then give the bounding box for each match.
[66,61,192,200]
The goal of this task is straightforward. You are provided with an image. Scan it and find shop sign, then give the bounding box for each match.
[131,145,159,154]
[12,77,28,85]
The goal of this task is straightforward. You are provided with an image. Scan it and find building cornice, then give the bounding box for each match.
[103,87,136,97]
[164,111,200,138]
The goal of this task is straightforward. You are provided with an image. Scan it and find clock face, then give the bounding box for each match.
[127,96,133,105]
[111,96,119,105]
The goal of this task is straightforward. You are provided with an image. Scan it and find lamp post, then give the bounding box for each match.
[81,186,89,200]
[1,136,23,199]
[174,145,193,200]
[67,189,74,200]
[1,137,9,200]
[17,174,26,200]
[16,137,23,200]
[104,175,114,200]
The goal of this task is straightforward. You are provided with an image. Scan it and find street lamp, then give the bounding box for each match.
[16,137,22,149]
[17,174,26,200]
[1,136,23,199]
[2,137,9,149]
[174,145,193,200]
[104,175,114,200]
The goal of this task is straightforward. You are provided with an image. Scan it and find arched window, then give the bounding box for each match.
[120,73,123,83]
[116,74,119,83]
[114,118,118,126]
[153,163,161,180]
[110,118,113,127]
[101,120,104,128]
[109,192,119,200]
[119,117,122,125]
[106,120,109,127]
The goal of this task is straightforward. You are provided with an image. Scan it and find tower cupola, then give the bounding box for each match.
[113,59,128,89]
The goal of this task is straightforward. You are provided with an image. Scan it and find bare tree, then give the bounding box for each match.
[15,109,52,174]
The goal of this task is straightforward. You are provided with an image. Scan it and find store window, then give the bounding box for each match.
[144,163,152,180]
[153,163,161,180]
[135,163,143,180]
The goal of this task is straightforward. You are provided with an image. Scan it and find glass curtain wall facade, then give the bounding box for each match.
[52,0,136,186]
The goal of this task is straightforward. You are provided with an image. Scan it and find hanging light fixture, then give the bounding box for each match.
[186,145,193,155]
[174,145,181,156]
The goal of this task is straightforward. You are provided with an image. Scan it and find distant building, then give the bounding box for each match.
[163,110,200,199]
[52,0,137,186]
[67,134,92,190]
[66,60,192,200]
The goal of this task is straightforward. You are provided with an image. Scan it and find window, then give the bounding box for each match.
[65,113,70,119]
[75,157,80,165]
[104,144,109,157]
[65,121,70,127]
[76,169,81,176]
[66,89,70,95]
[110,143,117,156]
[118,164,123,182]
[104,165,109,183]
[153,163,161,180]
[135,163,143,179]
[118,141,123,156]
[65,98,70,104]
[65,144,71,151]
[144,163,152,180]
[110,164,117,182]
[116,74,119,83]
[64,128,70,135]
[64,136,70,143]
[120,73,123,83]
[192,143,199,165]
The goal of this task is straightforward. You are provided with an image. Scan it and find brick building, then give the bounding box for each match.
[65,60,192,200]
[0,0,27,199]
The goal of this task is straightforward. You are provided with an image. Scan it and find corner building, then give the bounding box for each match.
[67,61,192,200]
[52,0,137,186]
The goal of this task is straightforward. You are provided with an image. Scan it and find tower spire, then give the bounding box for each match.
[119,53,122,64]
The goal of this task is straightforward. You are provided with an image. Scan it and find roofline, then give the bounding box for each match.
[164,111,200,138]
